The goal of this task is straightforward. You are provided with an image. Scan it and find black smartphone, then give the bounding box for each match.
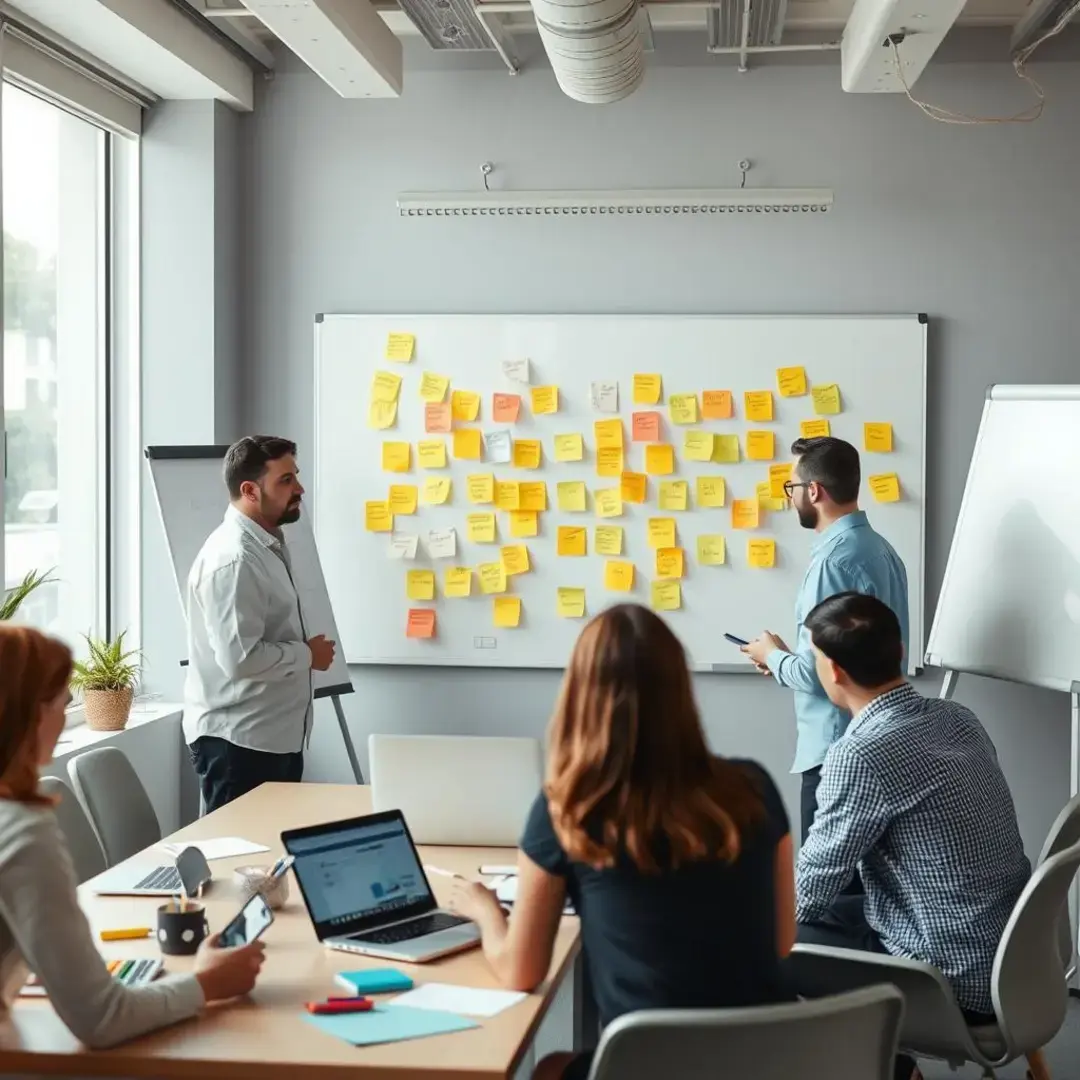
[218,892,274,948]
[724,633,749,646]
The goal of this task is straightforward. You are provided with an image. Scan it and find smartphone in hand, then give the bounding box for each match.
[218,892,274,948]
[724,633,749,646]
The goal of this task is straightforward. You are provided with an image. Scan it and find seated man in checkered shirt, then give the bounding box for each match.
[794,591,1030,1080]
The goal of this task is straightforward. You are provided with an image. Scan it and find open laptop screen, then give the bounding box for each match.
[282,811,436,938]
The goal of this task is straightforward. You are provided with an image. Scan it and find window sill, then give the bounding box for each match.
[52,701,183,762]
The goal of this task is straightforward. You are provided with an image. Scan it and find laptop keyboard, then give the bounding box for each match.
[134,866,182,891]
[350,912,468,945]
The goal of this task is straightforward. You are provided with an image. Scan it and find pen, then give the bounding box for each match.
[100,927,153,942]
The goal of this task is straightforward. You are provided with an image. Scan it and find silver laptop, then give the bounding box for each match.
[282,810,481,963]
[91,845,211,898]
[369,735,542,846]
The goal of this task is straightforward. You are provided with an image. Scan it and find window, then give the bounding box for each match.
[2,84,108,644]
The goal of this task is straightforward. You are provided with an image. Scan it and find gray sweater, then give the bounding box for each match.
[0,797,204,1048]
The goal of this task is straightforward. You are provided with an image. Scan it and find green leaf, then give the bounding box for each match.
[69,630,141,693]
[0,568,57,621]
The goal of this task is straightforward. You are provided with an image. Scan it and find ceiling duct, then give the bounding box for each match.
[396,0,492,50]
[707,0,788,50]
[530,0,645,104]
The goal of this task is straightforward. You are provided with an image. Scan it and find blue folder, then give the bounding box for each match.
[304,1004,479,1047]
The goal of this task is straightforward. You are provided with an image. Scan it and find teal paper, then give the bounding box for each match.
[304,1004,479,1047]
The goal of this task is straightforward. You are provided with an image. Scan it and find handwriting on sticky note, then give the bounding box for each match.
[495,481,520,511]
[493,596,521,627]
[478,562,507,594]
[425,403,452,433]
[386,333,415,362]
[777,366,807,397]
[632,412,661,442]
[389,485,417,515]
[669,394,699,425]
[746,431,775,461]
[651,581,681,612]
[557,526,587,557]
[811,383,841,415]
[406,608,435,638]
[659,481,689,512]
[417,440,447,469]
[620,471,647,504]
[519,481,547,512]
[451,389,481,422]
[382,442,411,472]
[427,528,457,560]
[501,544,530,576]
[365,501,393,532]
[557,481,587,513]
[748,539,777,568]
[633,373,662,405]
[655,547,684,580]
[647,518,676,549]
[800,418,831,439]
[769,463,794,499]
[553,434,584,462]
[744,391,774,422]
[595,526,623,556]
[372,370,403,404]
[484,430,512,464]
[864,422,894,453]
[509,510,538,537]
[422,477,452,505]
[502,357,529,384]
[443,567,472,598]
[594,488,622,518]
[467,513,497,543]
[696,476,726,508]
[645,444,674,476]
[419,372,450,403]
[697,535,726,565]
[869,473,901,503]
[368,399,398,430]
[594,419,623,450]
[531,386,558,415]
[492,393,521,423]
[713,435,740,464]
[453,428,483,461]
[702,390,733,419]
[388,532,419,560]
[731,499,759,529]
[467,474,495,504]
[406,570,435,600]
[596,447,623,478]
[604,560,635,592]
[591,381,618,413]
[513,440,542,469]
[557,588,586,618]
[683,431,714,462]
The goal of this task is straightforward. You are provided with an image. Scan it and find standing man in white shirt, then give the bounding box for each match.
[183,436,336,813]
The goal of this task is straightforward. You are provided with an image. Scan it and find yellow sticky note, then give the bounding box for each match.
[594,419,624,450]
[696,476,726,508]
[557,526,587,557]
[748,539,777,568]
[554,434,584,462]
[595,526,624,556]
[645,444,675,476]
[697,535,726,565]
[594,488,622,518]
[756,483,789,513]
[519,481,548,512]
[651,581,681,612]
[368,399,398,430]
[494,596,521,628]
[501,544,531,576]
[443,567,472,598]
[557,481,587,512]
[655,547,684,580]
[669,394,699,425]
[467,513,496,543]
[659,481,689,512]
[647,518,676,549]
[385,333,415,362]
[388,485,417,515]
[620,471,647,504]
[478,562,507,594]
[811,383,842,415]
[769,463,794,499]
[596,447,623,478]
[531,385,559,415]
[869,473,901,503]
[467,474,495,504]
[494,481,520,511]
[864,423,894,453]
[702,390,734,420]
[406,569,435,600]
[557,587,586,618]
[422,477,452,505]
[453,428,483,461]
[731,499,759,529]
[513,440,542,469]
[746,431,775,461]
[777,366,807,397]
[417,439,447,469]
[382,442,411,473]
[713,434,740,464]
[633,373,662,405]
[371,370,403,404]
[744,391,775,422]
[365,501,393,532]
[451,389,481,422]
[509,510,538,538]
[419,372,450,403]
[800,418,831,439]
[683,431,714,462]
[604,560,635,592]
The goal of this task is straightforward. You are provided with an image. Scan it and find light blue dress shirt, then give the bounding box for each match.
[766,511,909,773]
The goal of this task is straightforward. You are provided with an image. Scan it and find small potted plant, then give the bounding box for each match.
[70,631,141,732]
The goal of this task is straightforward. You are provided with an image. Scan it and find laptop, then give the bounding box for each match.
[282,810,481,963]
[369,735,542,846]
[91,845,212,898]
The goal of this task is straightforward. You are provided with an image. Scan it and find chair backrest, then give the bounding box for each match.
[993,838,1080,1055]
[588,986,904,1080]
[1037,794,1080,972]
[67,747,161,866]
[39,776,107,884]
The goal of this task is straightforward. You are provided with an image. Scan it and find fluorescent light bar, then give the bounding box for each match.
[397,188,834,217]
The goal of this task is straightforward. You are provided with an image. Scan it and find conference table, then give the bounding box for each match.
[0,783,583,1079]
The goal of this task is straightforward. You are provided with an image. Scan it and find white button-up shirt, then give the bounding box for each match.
[182,506,313,754]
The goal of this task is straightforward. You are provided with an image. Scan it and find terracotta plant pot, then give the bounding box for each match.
[83,687,134,732]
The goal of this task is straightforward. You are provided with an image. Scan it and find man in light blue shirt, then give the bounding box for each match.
[743,437,909,843]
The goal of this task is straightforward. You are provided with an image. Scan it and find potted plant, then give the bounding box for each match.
[0,568,56,621]
[70,632,140,732]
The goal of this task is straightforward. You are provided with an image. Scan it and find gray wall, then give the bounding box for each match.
[238,45,1080,856]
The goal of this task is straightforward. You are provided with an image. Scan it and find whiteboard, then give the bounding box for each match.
[927,386,1080,693]
[144,445,353,698]
[314,315,926,671]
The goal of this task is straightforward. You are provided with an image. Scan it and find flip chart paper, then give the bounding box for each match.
[443,567,472,597]
[864,423,894,452]
[800,418,831,438]
[494,597,521,627]
[668,394,699,425]
[418,440,447,469]
[604,560,635,592]
[684,431,714,462]
[697,535,726,565]
[651,581,681,612]
[501,545,530,576]
[422,477,452,505]
[645,444,674,476]
[557,527,587,556]
[502,357,529,383]
[368,400,398,429]
[466,513,496,543]
[731,499,759,529]
[594,489,622,517]
[365,501,393,532]
[744,391,774,422]
[557,481,587,512]
[777,366,807,397]
[531,386,558,415]
[659,481,688,511]
[702,390,733,419]
[647,518,676,549]
[406,570,435,600]
[769,464,794,499]
[811,383,842,415]
[633,373,662,405]
[453,429,483,460]
[620,471,647,503]
[591,381,618,412]
[696,476,726,508]
[553,434,584,462]
[406,609,436,638]
[746,431,775,461]
[426,528,457,559]
[519,481,548,511]
[594,419,623,449]
[385,333,415,362]
[388,533,419,560]
[466,474,495,504]
[513,440,542,469]
[655,547,684,579]
[478,562,507,594]
[594,526,623,556]
[485,431,512,464]
[508,510,538,537]
[495,481,520,510]
[493,393,521,423]
[451,389,481,422]
[713,435,740,464]
[748,539,777,568]
[869,473,901,502]
[419,372,449,403]
[425,403,452,433]
[382,442,411,472]
[389,485,417,515]
[371,370,403,404]
[596,447,623,478]
[557,588,586,618]
[632,412,661,442]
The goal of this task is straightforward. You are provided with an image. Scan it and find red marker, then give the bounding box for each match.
[306,998,374,1015]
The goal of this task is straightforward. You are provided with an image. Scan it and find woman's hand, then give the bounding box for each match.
[193,934,267,1002]
[449,878,504,927]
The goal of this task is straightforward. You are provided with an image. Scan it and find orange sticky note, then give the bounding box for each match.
[746,431,775,461]
[864,423,894,453]
[531,386,559,415]
[620,471,647,504]
[702,390,734,420]
[777,367,807,398]
[425,403,452,433]
[557,526,587,557]
[453,428,483,460]
[748,539,777,568]
[645,444,675,476]
[406,609,436,638]
[451,389,481,422]
[732,499,760,529]
[744,391,774,422]
[655,547,684,580]
[800,419,831,439]
[632,412,662,442]
[493,393,521,423]
[513,440,542,469]
[594,419,624,450]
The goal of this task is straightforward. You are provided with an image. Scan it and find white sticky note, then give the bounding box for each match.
[484,430,513,464]
[387,983,528,1019]
[427,528,457,560]
[502,358,530,384]
[388,533,419,560]
[590,381,619,413]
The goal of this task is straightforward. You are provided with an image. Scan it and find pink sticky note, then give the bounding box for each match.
[425,403,452,433]
[406,609,436,638]
[632,411,662,442]
[493,393,522,423]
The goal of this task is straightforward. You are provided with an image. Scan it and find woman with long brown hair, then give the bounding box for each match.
[0,625,266,1048]
[451,604,795,1080]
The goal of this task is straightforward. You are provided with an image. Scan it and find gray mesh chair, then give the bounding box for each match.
[587,986,904,1080]
[1036,793,1080,983]
[67,747,162,866]
[788,839,1080,1080]
[39,776,107,884]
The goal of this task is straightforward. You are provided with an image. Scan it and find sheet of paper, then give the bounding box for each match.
[713,434,740,464]
[519,481,548,512]
[744,390,774,422]
[500,544,530,576]
[371,370,403,404]
[557,587,586,618]
[385,333,415,362]
[776,366,807,397]
[530,385,559,415]
[591,381,618,413]
[869,473,901,503]
[594,488,622,518]
[478,562,507,594]
[769,463,794,499]
[596,447,623,478]
[633,373,662,405]
[647,517,676,549]
[495,481,521,511]
[388,533,419,560]
[422,478,452,505]
[731,499,759,529]
[389,485,418,515]
[368,400,398,430]
[365,501,393,532]
[557,481,587,512]
[683,430,714,462]
[668,394,699,425]
[382,442,411,473]
[702,389,733,419]
[811,383,842,415]
[443,567,472,598]
[655,547,684,580]
[453,428,483,460]
[644,444,674,476]
[406,570,435,601]
[417,440,447,469]
[502,357,530,383]
[557,526,587,556]
[658,481,688,512]
[697,535,726,566]
[620,471,647,504]
[158,837,269,861]
[748,539,777,568]
[513,440,542,469]
[467,474,495,504]
[451,389,481,422]
[800,418,831,438]
[864,422,894,452]
[406,609,436,639]
[632,412,661,442]
[746,430,775,461]
[485,430,513,464]
[594,419,624,450]
[466,513,497,543]
[508,510,538,538]
[419,372,450,403]
[594,526,623,556]
[493,596,522,628]
[492,393,521,424]
[425,403,451,433]
[304,1004,478,1047]
[553,434,584,462]
[604,560,635,592]
[651,581,681,612]
[696,476,726,508]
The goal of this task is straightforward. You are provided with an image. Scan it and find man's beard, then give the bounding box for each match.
[796,502,818,530]
[277,501,302,525]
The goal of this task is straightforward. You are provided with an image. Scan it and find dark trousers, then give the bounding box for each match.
[189,735,303,815]
[801,766,864,896]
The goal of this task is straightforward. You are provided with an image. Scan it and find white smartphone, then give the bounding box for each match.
[218,892,274,948]
[479,864,518,877]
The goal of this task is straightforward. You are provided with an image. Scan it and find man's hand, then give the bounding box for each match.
[742,632,791,672]
[307,634,337,672]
